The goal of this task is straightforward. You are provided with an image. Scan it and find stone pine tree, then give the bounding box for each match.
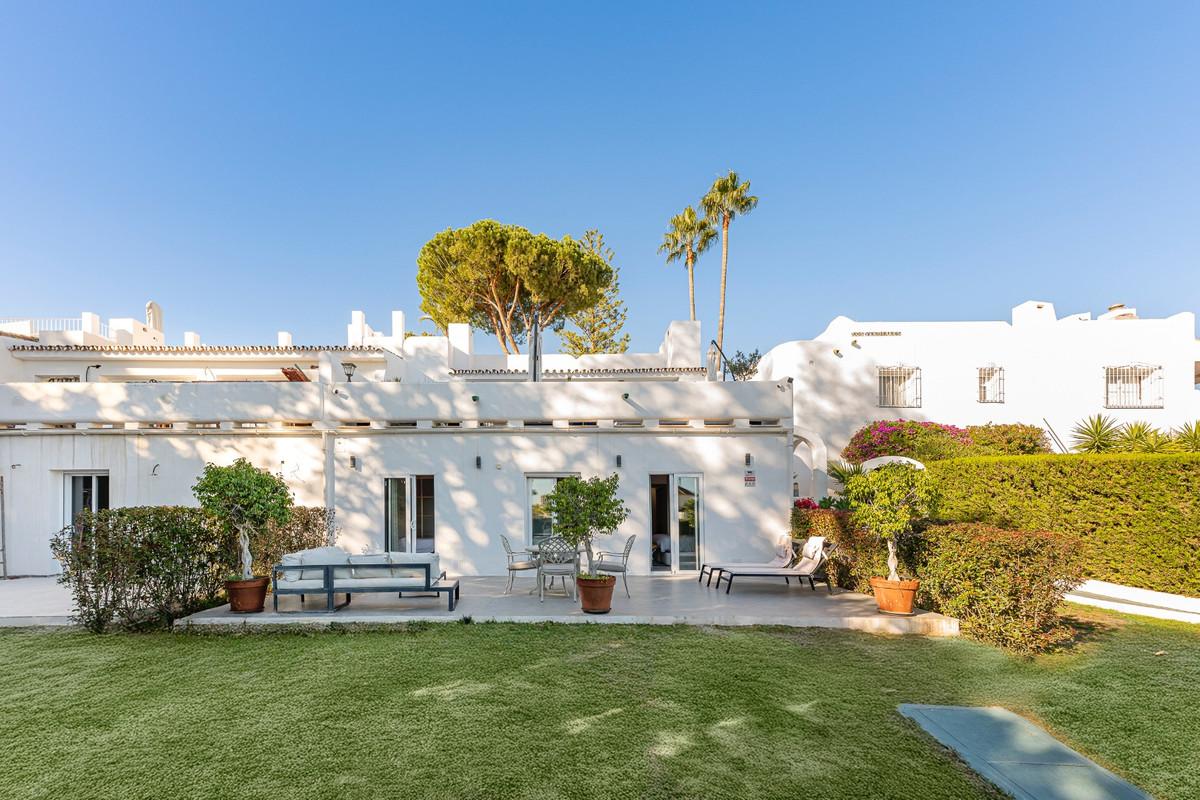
[561,229,630,356]
[416,220,612,354]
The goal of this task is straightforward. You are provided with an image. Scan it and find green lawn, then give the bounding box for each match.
[0,607,1196,800]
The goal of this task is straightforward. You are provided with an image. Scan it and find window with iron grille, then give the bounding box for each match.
[1104,365,1164,409]
[978,367,1005,403]
[878,366,922,408]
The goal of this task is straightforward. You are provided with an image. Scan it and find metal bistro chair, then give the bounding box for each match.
[594,535,637,598]
[501,534,538,595]
[537,535,579,603]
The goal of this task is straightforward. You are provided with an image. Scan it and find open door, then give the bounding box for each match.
[648,473,703,573]
[384,476,435,552]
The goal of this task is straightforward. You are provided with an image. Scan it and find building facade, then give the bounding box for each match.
[0,306,793,577]
[757,300,1200,498]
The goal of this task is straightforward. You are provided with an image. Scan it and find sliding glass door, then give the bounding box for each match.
[648,473,703,573]
[384,476,435,552]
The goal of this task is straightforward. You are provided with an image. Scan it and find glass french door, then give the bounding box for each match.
[649,473,703,572]
[384,476,435,552]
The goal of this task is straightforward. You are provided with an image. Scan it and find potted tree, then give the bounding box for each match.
[193,458,293,613]
[541,474,630,614]
[845,463,937,615]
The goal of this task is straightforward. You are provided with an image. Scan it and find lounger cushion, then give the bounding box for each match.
[349,553,391,579]
[800,536,825,560]
[277,578,326,591]
[298,546,350,580]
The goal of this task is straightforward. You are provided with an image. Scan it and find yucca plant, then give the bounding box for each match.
[1138,430,1180,453]
[1174,421,1200,452]
[1114,420,1158,453]
[1071,414,1121,453]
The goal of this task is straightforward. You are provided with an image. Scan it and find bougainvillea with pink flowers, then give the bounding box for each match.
[842,419,973,464]
[793,497,819,509]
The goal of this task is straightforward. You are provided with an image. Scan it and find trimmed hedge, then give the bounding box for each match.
[927,454,1200,597]
[51,505,329,632]
[912,523,1084,653]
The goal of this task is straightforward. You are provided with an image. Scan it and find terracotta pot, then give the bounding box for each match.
[869,576,920,615]
[577,575,617,614]
[226,577,269,613]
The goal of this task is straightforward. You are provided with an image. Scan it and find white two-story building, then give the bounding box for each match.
[758,300,1200,498]
[0,305,793,577]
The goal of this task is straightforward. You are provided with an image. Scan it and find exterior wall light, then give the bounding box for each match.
[475,456,482,469]
[616,455,622,468]
[622,392,630,400]
[471,395,479,402]
[744,453,753,467]
[349,455,359,470]
[85,364,101,382]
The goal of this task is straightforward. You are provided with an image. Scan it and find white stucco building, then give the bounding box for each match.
[0,305,793,577]
[758,300,1200,499]
[3,298,1197,579]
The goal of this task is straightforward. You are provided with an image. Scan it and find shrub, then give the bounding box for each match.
[927,454,1200,596]
[964,423,1051,456]
[912,523,1084,653]
[51,505,330,632]
[1070,414,1121,453]
[51,507,220,632]
[842,420,971,464]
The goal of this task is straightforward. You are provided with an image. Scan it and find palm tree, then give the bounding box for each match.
[701,170,758,350]
[657,206,716,321]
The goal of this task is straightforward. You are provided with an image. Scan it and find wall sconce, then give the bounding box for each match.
[475,456,482,469]
[349,455,359,470]
[833,348,843,358]
[471,395,479,403]
[85,364,102,382]
[622,392,630,401]
[342,362,357,382]
[616,455,622,468]
[851,339,860,348]
[744,453,753,467]
[151,464,160,477]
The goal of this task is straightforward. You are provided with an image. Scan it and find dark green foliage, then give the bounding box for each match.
[964,423,1052,455]
[927,454,1200,596]
[792,507,895,593]
[912,523,1085,653]
[51,506,329,632]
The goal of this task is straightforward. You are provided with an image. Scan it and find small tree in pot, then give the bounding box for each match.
[541,474,630,613]
[193,458,293,613]
[845,463,937,615]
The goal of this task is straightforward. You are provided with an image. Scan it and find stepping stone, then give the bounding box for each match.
[898,704,1149,800]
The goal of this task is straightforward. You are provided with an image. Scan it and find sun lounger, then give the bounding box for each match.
[699,535,796,587]
[713,537,835,594]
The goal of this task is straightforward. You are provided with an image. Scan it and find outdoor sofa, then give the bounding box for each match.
[271,546,460,612]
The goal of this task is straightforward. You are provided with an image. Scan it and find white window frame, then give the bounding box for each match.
[1104,365,1164,409]
[525,473,579,547]
[877,366,922,408]
[63,472,109,526]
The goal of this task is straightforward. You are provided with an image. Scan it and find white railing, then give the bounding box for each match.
[0,317,111,338]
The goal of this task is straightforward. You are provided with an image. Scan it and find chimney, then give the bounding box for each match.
[277,331,293,347]
[183,331,201,347]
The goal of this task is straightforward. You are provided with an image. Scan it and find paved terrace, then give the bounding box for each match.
[180,575,959,635]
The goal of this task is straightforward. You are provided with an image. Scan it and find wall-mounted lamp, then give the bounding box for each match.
[851,339,861,349]
[616,455,623,468]
[475,456,482,469]
[622,392,630,401]
[85,364,102,382]
[471,395,479,403]
[349,455,359,470]
[150,464,160,477]
[342,362,357,382]
[744,453,753,467]
[832,348,843,358]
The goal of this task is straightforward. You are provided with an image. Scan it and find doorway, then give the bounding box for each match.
[384,476,435,552]
[648,473,703,573]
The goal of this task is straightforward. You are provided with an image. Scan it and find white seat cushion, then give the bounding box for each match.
[277,578,326,592]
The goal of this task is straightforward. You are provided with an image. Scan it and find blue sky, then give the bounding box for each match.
[2,2,1198,353]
